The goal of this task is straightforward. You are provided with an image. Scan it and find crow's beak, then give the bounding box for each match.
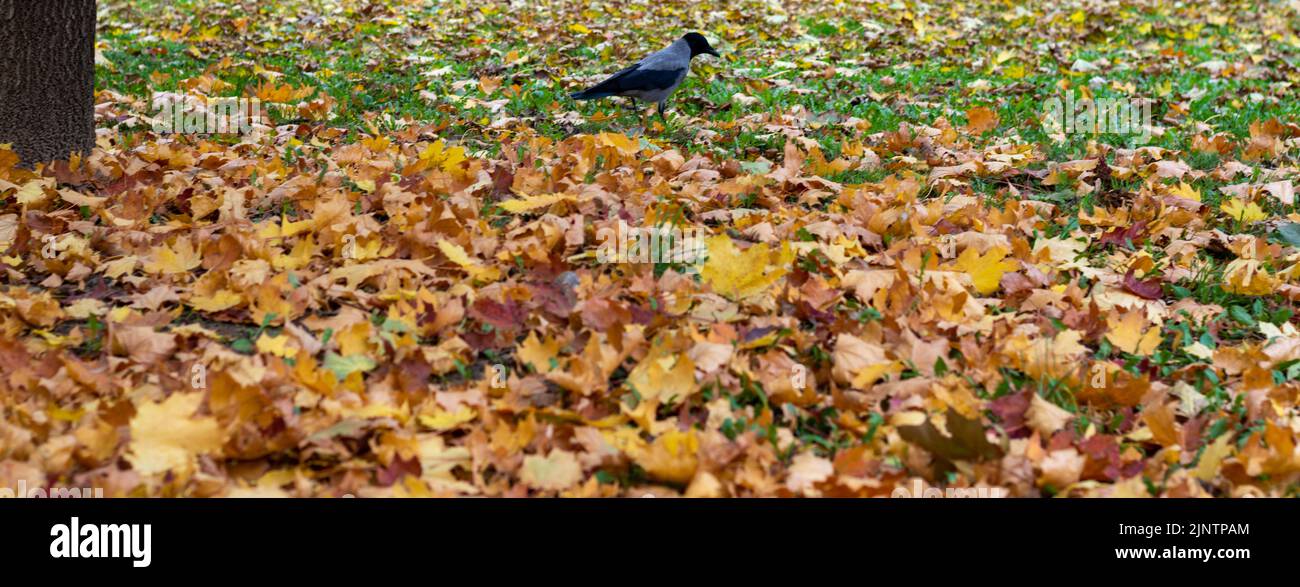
[707,48,721,58]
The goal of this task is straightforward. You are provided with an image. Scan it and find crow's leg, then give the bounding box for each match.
[634,101,648,133]
[657,101,668,125]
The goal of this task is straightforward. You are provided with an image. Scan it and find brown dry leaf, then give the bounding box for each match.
[2,0,1292,499]
[1025,393,1073,436]
[113,326,177,365]
[897,408,1000,465]
[831,333,890,385]
[1105,311,1162,355]
[964,106,999,135]
[1141,401,1179,447]
[1040,448,1086,488]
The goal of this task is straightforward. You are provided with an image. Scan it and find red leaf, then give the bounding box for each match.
[1122,268,1163,300]
[1099,220,1148,248]
[1078,434,1122,481]
[988,390,1031,438]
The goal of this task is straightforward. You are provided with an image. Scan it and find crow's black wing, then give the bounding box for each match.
[571,65,682,100]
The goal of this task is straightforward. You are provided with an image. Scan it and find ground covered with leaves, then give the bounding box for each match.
[2,0,1300,497]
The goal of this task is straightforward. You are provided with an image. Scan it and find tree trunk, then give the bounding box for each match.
[0,0,96,166]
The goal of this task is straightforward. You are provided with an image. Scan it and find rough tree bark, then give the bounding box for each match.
[0,0,97,166]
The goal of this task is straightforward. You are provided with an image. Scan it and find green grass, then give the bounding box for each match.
[96,1,1300,166]
[91,0,1300,319]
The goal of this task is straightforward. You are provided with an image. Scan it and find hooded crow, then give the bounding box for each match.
[571,32,720,123]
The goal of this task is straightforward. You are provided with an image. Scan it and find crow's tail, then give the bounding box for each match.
[570,89,611,100]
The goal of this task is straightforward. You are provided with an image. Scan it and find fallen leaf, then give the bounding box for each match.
[699,235,794,301]
[128,393,224,476]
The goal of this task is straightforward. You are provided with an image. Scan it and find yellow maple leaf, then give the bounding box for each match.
[102,256,139,279]
[1194,433,1234,481]
[1221,198,1268,223]
[351,401,406,420]
[187,289,242,312]
[273,235,320,269]
[255,333,295,358]
[498,193,574,214]
[1223,258,1278,295]
[15,178,53,206]
[417,435,477,494]
[418,407,477,431]
[596,132,641,157]
[437,239,501,282]
[627,343,696,404]
[1105,312,1162,355]
[419,140,467,174]
[1005,329,1088,381]
[699,235,795,301]
[520,449,583,492]
[127,393,224,476]
[851,361,901,388]
[144,238,202,275]
[280,214,315,237]
[353,178,376,193]
[335,321,373,357]
[439,238,475,266]
[1170,181,1201,202]
[634,429,699,485]
[517,331,561,374]
[949,246,1018,295]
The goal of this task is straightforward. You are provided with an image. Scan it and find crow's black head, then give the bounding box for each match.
[682,32,720,58]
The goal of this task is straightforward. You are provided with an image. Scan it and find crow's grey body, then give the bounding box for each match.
[571,33,719,122]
